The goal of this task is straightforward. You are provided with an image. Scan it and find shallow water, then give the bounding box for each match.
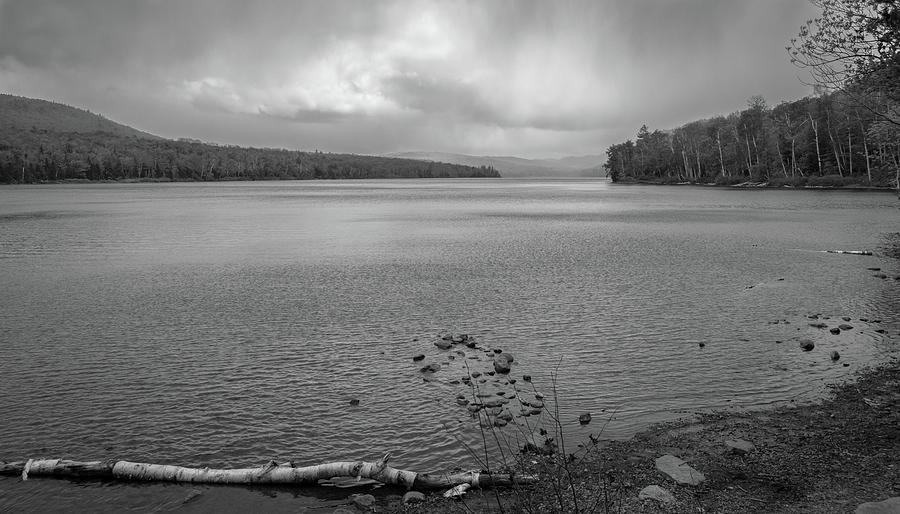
[1,179,898,512]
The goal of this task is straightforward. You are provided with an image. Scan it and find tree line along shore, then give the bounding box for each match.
[603,92,900,189]
[0,94,500,184]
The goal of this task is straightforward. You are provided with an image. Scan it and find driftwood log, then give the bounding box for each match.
[0,454,532,490]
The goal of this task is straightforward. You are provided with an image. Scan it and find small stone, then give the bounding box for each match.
[698,342,706,348]
[402,491,426,504]
[839,324,854,331]
[855,496,900,514]
[638,485,675,504]
[412,354,425,361]
[830,327,841,335]
[508,378,517,384]
[843,362,850,367]
[842,316,852,321]
[579,413,592,425]
[350,493,376,511]
[810,322,828,329]
[522,375,532,382]
[867,267,881,271]
[830,351,840,361]
[655,454,705,485]
[456,398,469,406]
[349,399,360,406]
[471,371,482,378]
[725,439,756,455]
[799,339,815,351]
[493,348,503,354]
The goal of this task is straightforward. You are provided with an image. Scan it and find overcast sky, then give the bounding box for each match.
[0,0,819,159]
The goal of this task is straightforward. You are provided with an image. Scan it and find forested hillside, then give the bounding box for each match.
[0,94,500,183]
[603,92,899,187]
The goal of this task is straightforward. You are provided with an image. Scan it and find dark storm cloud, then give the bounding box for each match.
[0,0,820,157]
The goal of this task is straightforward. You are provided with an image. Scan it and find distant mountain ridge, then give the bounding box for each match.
[0,94,499,182]
[0,94,161,140]
[385,151,605,178]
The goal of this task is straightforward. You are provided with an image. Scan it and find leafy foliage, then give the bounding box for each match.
[604,92,900,187]
[789,0,900,127]
[0,94,500,183]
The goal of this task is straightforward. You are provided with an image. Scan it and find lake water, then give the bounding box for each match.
[1,179,898,512]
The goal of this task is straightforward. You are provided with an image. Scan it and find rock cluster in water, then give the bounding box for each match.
[409,332,569,433]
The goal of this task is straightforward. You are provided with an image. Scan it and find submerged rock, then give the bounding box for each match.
[420,362,441,373]
[799,339,815,351]
[831,351,841,361]
[579,413,592,425]
[435,339,453,350]
[493,355,512,374]
[412,354,425,362]
[830,327,842,335]
[655,454,706,485]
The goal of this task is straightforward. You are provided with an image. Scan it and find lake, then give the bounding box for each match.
[1,179,898,512]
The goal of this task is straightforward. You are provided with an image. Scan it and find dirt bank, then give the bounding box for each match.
[392,358,900,513]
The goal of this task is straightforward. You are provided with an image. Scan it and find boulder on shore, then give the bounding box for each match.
[724,439,756,455]
[350,493,376,511]
[638,485,675,504]
[855,497,900,514]
[655,454,706,485]
[403,491,426,504]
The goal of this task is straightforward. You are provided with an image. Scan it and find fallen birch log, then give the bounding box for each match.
[0,454,532,490]
[825,250,873,256]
